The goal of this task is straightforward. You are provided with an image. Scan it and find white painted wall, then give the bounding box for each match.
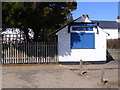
[56,26,107,62]
[102,29,118,39]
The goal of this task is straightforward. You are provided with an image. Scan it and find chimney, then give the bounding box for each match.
[83,14,89,18]
[117,16,120,19]
[117,16,120,22]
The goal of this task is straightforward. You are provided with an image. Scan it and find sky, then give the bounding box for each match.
[72,2,118,21]
[118,1,120,16]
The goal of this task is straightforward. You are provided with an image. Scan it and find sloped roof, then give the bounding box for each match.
[92,20,118,29]
[56,17,119,34]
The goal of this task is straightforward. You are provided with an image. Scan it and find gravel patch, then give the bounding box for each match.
[2,61,119,88]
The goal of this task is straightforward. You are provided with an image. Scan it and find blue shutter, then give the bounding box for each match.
[71,33,95,49]
[71,33,82,48]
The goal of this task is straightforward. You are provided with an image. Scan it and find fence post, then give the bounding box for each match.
[101,68,105,83]
[80,59,83,75]
[0,34,2,64]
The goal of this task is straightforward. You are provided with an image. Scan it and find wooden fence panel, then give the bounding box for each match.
[2,42,58,64]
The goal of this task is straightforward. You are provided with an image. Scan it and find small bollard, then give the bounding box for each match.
[101,68,105,83]
[80,59,83,75]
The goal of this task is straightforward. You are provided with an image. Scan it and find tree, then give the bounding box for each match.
[2,2,77,41]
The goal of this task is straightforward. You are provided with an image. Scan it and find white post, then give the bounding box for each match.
[80,59,83,75]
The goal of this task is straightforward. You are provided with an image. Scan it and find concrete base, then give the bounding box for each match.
[59,61,107,65]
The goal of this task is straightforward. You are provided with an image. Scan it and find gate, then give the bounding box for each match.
[2,34,58,64]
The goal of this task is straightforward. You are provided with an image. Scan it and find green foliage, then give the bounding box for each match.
[2,2,77,41]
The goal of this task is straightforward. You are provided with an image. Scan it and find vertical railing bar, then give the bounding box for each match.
[20,43,22,64]
[48,42,50,63]
[43,42,45,63]
[20,37,21,64]
[32,42,35,63]
[33,42,34,64]
[45,42,46,63]
[44,42,46,63]
[2,35,4,64]
[16,42,17,64]
[54,42,55,63]
[5,34,7,64]
[4,35,6,64]
[3,35,4,64]
[29,42,31,64]
[35,42,36,64]
[31,42,32,64]
[22,42,24,64]
[3,36,5,64]
[6,41,7,64]
[14,43,15,64]
[35,42,38,64]
[7,34,8,64]
[55,42,57,63]
[26,42,27,64]
[4,34,5,64]
[36,42,38,64]
[17,42,19,64]
[13,34,15,64]
[6,35,8,64]
[38,42,39,64]
[7,41,9,64]
[42,42,44,63]
[29,42,30,64]
[11,34,13,64]
[24,42,26,64]
[1,34,3,64]
[56,42,59,62]
[47,42,48,63]
[56,42,58,63]
[8,41,10,64]
[39,42,41,64]
[27,42,29,64]
[25,42,27,64]
[46,42,47,64]
[15,43,16,64]
[23,42,25,64]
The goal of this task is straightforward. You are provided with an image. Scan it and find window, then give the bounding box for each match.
[70,33,95,49]
[72,27,93,31]
[72,23,97,26]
